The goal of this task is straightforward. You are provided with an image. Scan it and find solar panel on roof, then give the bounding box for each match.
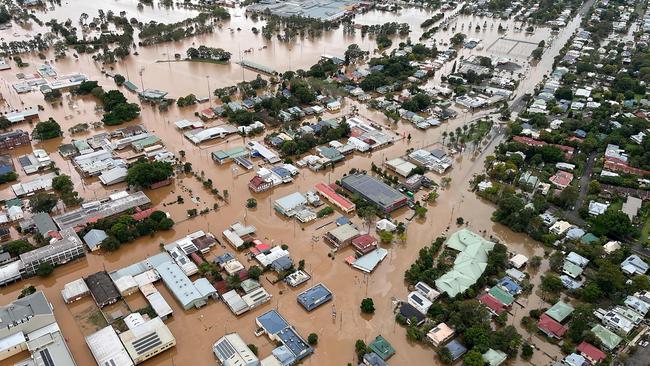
[133,332,163,355]
[40,349,55,366]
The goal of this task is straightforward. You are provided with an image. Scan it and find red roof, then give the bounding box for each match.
[550,171,574,188]
[132,208,155,221]
[577,342,606,362]
[315,182,355,211]
[351,234,378,254]
[537,314,567,338]
[200,108,216,119]
[513,135,546,147]
[605,157,650,176]
[214,280,229,294]
[255,243,271,252]
[478,293,506,315]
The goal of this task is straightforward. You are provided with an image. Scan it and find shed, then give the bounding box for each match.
[61,278,90,303]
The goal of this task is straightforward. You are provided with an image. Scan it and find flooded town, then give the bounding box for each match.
[0,0,649,366]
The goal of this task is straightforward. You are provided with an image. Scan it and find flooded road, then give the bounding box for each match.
[0,1,596,365]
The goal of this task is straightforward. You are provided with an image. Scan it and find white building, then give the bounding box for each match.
[213,333,259,366]
[119,316,176,364]
[85,325,134,366]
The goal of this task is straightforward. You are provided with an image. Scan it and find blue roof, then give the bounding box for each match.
[257,309,289,335]
[271,166,292,178]
[277,327,313,361]
[336,216,351,226]
[498,276,522,295]
[445,339,468,360]
[0,165,14,175]
[271,256,293,272]
[214,252,236,265]
[297,283,333,311]
[363,352,389,366]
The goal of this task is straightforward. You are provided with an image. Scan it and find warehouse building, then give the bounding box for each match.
[119,316,176,364]
[85,325,134,366]
[85,271,121,308]
[156,261,215,310]
[340,174,408,213]
[213,333,259,366]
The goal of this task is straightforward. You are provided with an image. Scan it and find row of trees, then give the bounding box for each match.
[76,81,141,125]
[78,211,174,251]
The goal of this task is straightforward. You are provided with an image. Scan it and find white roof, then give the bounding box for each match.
[86,326,134,366]
[0,332,26,353]
[61,278,89,302]
[222,290,249,315]
[509,254,528,268]
[114,275,138,293]
[146,291,173,318]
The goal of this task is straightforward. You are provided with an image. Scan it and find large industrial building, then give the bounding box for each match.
[340,174,408,213]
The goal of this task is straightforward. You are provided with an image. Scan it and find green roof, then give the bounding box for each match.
[5,198,22,208]
[591,324,622,350]
[123,80,138,91]
[489,286,514,306]
[212,146,247,160]
[545,301,574,323]
[563,261,583,278]
[435,230,495,297]
[581,233,599,244]
[131,136,161,150]
[482,348,507,366]
[368,336,395,360]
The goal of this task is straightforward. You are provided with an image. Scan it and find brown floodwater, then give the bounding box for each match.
[0,1,594,365]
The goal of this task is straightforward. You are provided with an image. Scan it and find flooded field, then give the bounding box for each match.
[0,0,596,365]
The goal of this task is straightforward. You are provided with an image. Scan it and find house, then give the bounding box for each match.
[622,196,642,221]
[350,248,388,273]
[399,302,425,326]
[297,283,332,311]
[368,335,395,361]
[479,293,506,315]
[498,277,522,295]
[444,339,467,362]
[546,301,574,323]
[483,348,507,366]
[538,314,568,339]
[426,323,454,346]
[324,224,360,249]
[591,324,622,350]
[415,281,440,301]
[577,342,606,364]
[550,220,572,235]
[621,255,648,275]
[351,234,378,256]
[213,333,258,366]
[375,219,397,232]
[407,291,432,315]
[509,254,528,268]
[549,171,574,188]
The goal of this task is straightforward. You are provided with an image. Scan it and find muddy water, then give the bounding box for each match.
[0,1,595,365]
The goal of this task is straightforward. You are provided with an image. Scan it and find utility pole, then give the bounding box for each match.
[206,75,211,107]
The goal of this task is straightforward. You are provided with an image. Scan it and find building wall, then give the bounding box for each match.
[21,244,86,276]
[131,338,176,364]
[0,342,28,361]
[0,314,56,340]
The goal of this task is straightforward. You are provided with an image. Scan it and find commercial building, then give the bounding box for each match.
[255,310,314,363]
[297,283,333,311]
[435,230,495,297]
[0,129,30,149]
[19,228,85,276]
[85,271,121,308]
[324,223,360,249]
[213,333,259,366]
[0,291,77,365]
[314,182,355,213]
[119,316,176,364]
[340,174,408,213]
[11,172,56,196]
[85,325,134,366]
[273,192,308,217]
[156,261,216,310]
[53,191,151,230]
[350,248,388,273]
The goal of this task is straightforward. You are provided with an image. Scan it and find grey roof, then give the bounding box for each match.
[19,228,84,265]
[53,191,150,230]
[445,339,468,360]
[341,174,407,211]
[83,229,108,250]
[0,291,52,329]
[156,261,204,309]
[33,212,57,235]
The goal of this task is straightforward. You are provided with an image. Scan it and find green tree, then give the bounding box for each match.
[18,285,36,299]
[541,274,563,293]
[114,74,125,85]
[7,240,34,256]
[247,344,258,356]
[522,343,534,360]
[248,265,262,280]
[415,205,428,219]
[590,210,634,239]
[437,346,453,364]
[463,350,484,366]
[36,262,54,277]
[126,160,173,188]
[581,282,602,302]
[308,333,318,345]
[378,230,393,244]
[100,236,121,251]
[30,193,58,213]
[32,118,62,140]
[360,298,375,314]
[246,198,257,208]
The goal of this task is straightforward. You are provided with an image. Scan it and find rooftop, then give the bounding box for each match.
[297,283,333,311]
